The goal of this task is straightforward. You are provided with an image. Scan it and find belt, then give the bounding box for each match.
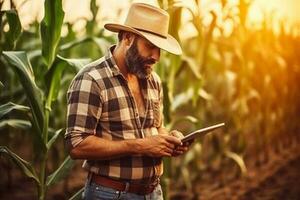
[90,174,159,195]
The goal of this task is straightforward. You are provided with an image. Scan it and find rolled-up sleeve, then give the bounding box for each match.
[65,73,102,150]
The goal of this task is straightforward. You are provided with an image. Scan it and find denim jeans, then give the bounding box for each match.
[83,181,164,200]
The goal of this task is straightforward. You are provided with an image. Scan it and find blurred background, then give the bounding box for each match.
[1,0,300,199]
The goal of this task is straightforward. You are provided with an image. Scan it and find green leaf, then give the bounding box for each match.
[168,115,198,130]
[181,55,201,79]
[198,88,213,100]
[91,37,113,55]
[46,61,65,103]
[59,36,91,52]
[57,55,91,72]
[171,88,193,111]
[0,119,31,130]
[59,36,114,55]
[40,0,65,67]
[2,51,46,154]
[2,51,44,133]
[162,81,171,124]
[0,102,29,119]
[46,156,75,187]
[47,128,64,149]
[1,10,22,50]
[0,146,40,184]
[45,55,90,104]
[69,187,84,200]
[224,150,247,176]
[181,166,192,190]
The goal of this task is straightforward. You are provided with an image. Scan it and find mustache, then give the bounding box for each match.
[142,58,156,65]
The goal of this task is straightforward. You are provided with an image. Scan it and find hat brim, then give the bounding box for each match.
[104,23,182,55]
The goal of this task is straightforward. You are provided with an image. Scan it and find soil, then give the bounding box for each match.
[193,140,300,200]
[1,140,300,200]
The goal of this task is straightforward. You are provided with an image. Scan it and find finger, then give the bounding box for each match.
[172,150,184,157]
[164,147,174,155]
[165,142,175,149]
[174,149,184,154]
[183,141,193,147]
[164,135,182,145]
[175,146,188,151]
[163,152,172,157]
[170,130,184,139]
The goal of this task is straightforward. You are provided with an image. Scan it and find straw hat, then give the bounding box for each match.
[104,3,182,55]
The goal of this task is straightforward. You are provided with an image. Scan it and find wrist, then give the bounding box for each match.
[124,138,145,155]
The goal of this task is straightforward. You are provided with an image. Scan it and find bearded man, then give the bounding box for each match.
[65,3,192,200]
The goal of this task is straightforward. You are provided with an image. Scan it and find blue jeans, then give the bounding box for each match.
[83,181,164,200]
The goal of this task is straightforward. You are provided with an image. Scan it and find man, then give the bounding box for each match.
[65,3,192,199]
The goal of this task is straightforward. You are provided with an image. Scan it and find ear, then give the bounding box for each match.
[123,32,136,47]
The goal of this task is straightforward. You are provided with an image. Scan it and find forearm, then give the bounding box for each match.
[70,135,143,160]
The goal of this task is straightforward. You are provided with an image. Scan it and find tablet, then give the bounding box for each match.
[181,123,225,143]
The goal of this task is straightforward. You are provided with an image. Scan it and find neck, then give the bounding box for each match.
[112,44,131,79]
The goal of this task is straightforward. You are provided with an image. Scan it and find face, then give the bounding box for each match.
[125,36,160,79]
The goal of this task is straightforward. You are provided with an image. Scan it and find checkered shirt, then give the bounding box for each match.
[65,46,164,184]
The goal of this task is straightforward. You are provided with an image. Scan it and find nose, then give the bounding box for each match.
[151,47,160,62]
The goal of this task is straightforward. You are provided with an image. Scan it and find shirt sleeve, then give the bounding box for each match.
[65,72,102,149]
[158,79,165,128]
[151,72,165,128]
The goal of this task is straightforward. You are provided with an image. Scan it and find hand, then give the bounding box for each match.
[170,130,194,157]
[140,134,182,157]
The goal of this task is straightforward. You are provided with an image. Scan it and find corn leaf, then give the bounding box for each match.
[0,119,31,130]
[57,55,91,72]
[92,37,113,55]
[0,146,40,184]
[224,150,247,176]
[171,88,193,111]
[181,166,192,190]
[40,0,64,67]
[59,36,91,51]
[46,156,75,187]
[45,56,90,105]
[47,128,64,149]
[2,51,44,133]
[181,55,201,79]
[69,187,84,200]
[168,115,198,130]
[2,51,46,153]
[1,10,22,50]
[0,102,29,119]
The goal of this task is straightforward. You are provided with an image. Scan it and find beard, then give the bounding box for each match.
[125,39,156,79]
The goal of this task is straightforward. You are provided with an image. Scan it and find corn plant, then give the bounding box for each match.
[0,0,92,199]
[1,0,300,199]
[154,0,264,198]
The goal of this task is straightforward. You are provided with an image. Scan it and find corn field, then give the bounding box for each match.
[1,0,300,199]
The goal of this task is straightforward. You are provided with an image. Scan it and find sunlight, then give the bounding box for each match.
[249,0,300,24]
[3,0,299,32]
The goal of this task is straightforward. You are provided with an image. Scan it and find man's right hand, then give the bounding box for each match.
[138,135,182,157]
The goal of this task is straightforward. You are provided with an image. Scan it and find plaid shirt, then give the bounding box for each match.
[65,46,164,184]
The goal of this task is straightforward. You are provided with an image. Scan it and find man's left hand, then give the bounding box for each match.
[169,130,194,157]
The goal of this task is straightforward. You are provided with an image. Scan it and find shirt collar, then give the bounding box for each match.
[105,45,122,77]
